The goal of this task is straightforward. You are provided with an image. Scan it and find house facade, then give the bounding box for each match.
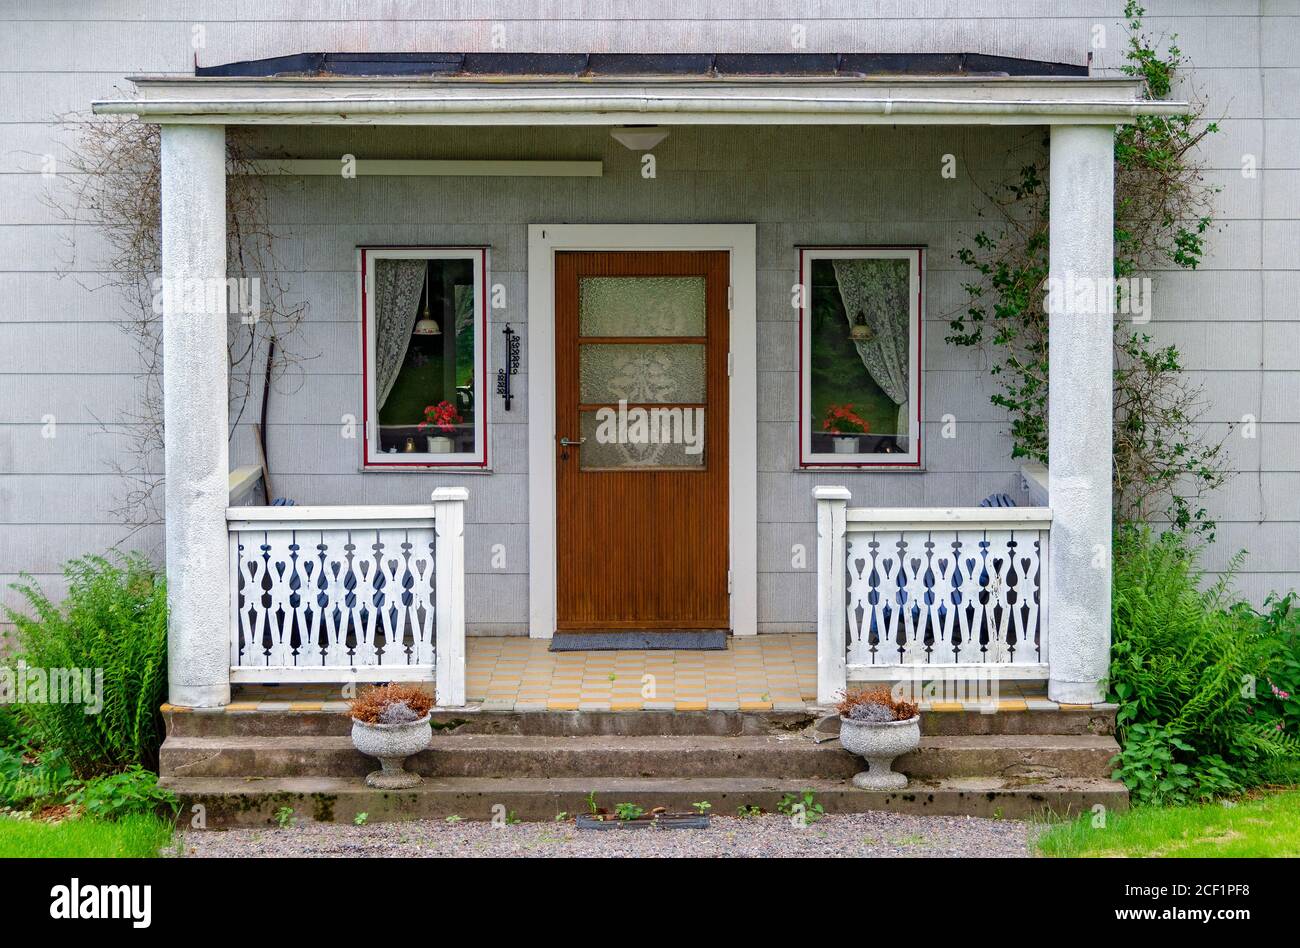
[2,4,1294,718]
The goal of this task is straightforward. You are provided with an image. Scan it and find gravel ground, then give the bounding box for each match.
[181,812,1034,858]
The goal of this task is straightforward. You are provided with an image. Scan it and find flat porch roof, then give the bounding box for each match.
[92,50,1187,127]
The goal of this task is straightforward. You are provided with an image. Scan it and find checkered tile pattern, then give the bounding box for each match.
[162,637,1114,715]
[467,633,818,711]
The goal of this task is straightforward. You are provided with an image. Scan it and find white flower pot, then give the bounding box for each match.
[831,435,859,454]
[427,436,453,454]
[838,715,921,790]
[350,715,433,789]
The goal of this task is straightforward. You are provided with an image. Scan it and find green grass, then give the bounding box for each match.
[0,814,176,858]
[1037,789,1300,857]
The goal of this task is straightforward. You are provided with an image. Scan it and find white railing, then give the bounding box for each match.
[226,488,466,706]
[814,487,1051,704]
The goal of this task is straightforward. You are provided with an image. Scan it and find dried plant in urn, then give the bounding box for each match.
[349,683,435,789]
[835,689,921,790]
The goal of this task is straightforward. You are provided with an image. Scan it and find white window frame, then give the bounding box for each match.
[798,246,925,469]
[360,246,489,469]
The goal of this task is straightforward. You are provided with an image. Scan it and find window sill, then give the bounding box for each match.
[794,463,926,473]
[360,464,494,474]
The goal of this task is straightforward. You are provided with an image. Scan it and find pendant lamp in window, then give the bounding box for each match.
[412,262,442,336]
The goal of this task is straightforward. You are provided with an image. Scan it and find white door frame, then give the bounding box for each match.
[526,223,758,638]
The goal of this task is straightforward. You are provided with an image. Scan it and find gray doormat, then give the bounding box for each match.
[548,631,728,652]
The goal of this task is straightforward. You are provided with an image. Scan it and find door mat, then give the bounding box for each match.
[548,631,728,652]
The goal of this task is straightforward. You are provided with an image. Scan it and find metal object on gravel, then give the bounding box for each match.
[576,812,709,830]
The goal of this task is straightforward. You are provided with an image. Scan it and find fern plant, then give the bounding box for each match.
[4,554,168,776]
[1110,529,1300,804]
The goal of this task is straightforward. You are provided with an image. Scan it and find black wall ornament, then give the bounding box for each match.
[496,324,521,411]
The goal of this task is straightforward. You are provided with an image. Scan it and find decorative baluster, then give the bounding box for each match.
[356,532,384,666]
[415,535,437,666]
[233,537,252,667]
[878,540,899,665]
[1015,533,1042,663]
[986,533,1014,663]
[266,533,295,665]
[377,533,406,665]
[930,539,957,663]
[844,535,868,666]
[1002,535,1023,663]
[898,532,928,664]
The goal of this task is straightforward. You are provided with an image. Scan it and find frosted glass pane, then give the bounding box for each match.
[579,410,706,469]
[579,276,706,337]
[579,344,706,404]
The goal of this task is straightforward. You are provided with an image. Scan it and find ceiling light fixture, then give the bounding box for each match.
[610,126,670,151]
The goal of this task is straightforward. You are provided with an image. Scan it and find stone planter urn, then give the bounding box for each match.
[350,714,432,789]
[838,715,921,790]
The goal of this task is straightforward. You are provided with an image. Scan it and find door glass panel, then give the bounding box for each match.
[579,276,706,337]
[579,344,706,404]
[579,409,706,470]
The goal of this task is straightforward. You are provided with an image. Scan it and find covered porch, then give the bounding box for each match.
[93,54,1185,713]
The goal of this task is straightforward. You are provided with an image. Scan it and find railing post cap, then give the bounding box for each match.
[431,487,470,503]
[812,486,852,501]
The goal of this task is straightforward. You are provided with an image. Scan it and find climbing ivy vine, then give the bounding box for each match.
[947,2,1227,537]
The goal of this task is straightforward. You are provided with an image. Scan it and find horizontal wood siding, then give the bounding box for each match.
[1,1,1296,635]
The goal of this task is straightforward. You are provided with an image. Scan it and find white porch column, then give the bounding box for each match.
[432,487,468,707]
[813,486,851,706]
[161,124,229,708]
[1047,124,1115,705]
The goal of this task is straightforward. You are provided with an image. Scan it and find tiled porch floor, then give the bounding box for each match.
[218,634,1103,714]
[467,633,817,711]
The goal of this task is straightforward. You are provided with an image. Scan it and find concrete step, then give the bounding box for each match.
[164,774,1129,826]
[160,733,1119,781]
[164,705,1115,739]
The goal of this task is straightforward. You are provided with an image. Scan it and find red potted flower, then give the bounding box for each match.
[822,403,870,454]
[418,399,462,454]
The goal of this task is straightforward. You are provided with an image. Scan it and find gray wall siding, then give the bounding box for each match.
[228,122,1029,634]
[1,1,1296,637]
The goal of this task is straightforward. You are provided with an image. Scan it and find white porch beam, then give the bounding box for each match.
[1046,124,1115,705]
[93,78,1187,127]
[161,124,230,708]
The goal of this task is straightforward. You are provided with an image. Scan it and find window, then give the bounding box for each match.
[798,247,923,467]
[361,248,487,467]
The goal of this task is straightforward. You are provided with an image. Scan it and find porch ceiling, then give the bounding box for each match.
[93,72,1185,127]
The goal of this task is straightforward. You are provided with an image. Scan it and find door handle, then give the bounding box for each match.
[559,436,584,461]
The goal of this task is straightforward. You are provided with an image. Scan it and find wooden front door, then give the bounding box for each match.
[555,251,730,630]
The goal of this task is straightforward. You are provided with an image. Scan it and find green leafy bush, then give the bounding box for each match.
[0,745,73,812]
[65,766,178,821]
[1110,529,1300,805]
[4,554,168,776]
[1255,593,1300,741]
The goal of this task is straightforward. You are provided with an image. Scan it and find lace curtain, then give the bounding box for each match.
[374,258,427,409]
[831,257,911,441]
